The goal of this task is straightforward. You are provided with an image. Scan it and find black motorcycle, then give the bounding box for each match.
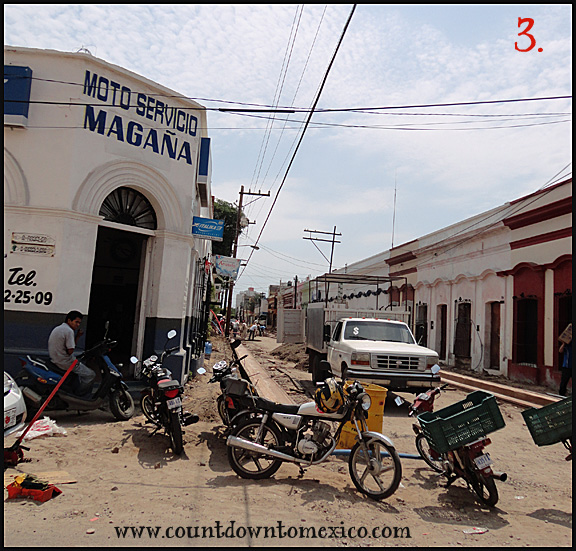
[134,330,199,455]
[206,340,259,429]
[17,322,135,421]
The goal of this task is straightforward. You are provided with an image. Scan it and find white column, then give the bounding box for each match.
[544,269,555,368]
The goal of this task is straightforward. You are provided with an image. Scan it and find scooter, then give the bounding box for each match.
[133,330,199,455]
[16,322,135,421]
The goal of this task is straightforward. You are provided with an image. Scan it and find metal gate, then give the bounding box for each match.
[188,257,210,358]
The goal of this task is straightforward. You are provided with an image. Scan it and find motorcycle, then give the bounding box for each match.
[206,339,260,429]
[404,366,451,472]
[133,330,199,455]
[226,363,402,501]
[414,382,507,507]
[16,322,135,421]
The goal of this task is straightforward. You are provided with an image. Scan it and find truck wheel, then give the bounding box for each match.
[312,358,331,383]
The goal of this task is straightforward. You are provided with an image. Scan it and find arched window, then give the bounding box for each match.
[99,187,157,230]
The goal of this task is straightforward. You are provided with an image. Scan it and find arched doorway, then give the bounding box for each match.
[85,187,157,377]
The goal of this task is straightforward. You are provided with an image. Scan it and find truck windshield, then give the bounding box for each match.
[343,321,415,344]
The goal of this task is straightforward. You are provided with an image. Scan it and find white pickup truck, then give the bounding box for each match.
[309,315,440,392]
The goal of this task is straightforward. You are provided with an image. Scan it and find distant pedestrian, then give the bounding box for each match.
[231,319,239,339]
[248,323,257,341]
[259,324,265,337]
[240,320,248,340]
[559,339,572,396]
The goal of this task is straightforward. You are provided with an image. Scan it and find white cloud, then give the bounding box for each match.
[4,3,572,293]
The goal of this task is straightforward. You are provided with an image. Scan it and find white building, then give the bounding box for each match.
[310,178,572,391]
[4,46,214,383]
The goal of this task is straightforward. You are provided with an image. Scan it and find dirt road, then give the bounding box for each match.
[4,335,572,547]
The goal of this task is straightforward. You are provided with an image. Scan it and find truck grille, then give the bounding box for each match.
[373,355,421,370]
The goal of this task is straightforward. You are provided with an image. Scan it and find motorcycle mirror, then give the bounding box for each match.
[431,364,441,375]
[167,329,177,340]
[230,339,242,350]
[394,396,404,407]
[130,356,139,364]
[196,367,207,375]
[104,320,110,338]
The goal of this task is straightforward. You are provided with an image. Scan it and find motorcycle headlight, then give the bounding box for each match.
[359,392,371,411]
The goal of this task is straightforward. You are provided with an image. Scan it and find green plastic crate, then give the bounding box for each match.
[521,396,572,447]
[417,390,506,454]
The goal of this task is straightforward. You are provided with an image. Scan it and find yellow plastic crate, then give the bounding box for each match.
[336,383,387,449]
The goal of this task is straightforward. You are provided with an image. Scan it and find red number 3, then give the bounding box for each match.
[515,17,536,52]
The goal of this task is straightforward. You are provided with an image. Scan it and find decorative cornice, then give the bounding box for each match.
[503,197,572,230]
[510,227,572,249]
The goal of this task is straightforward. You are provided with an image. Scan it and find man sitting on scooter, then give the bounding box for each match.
[48,310,95,396]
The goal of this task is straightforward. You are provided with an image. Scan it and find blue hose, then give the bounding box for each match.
[332,449,423,460]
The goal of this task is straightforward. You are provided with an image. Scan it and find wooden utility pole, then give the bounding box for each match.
[224,186,270,336]
[303,226,341,305]
[303,226,341,273]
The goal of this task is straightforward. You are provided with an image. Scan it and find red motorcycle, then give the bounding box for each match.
[413,385,507,507]
[409,382,450,472]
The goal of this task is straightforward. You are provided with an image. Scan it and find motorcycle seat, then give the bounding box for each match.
[29,356,69,376]
[253,396,300,415]
[158,379,181,391]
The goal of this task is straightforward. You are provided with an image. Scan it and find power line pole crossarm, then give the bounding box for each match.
[224,186,270,336]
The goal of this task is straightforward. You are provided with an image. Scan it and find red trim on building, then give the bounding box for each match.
[390,267,417,276]
[503,196,572,230]
[510,226,572,249]
[386,251,417,266]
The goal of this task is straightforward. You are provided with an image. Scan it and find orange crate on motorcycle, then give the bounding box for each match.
[417,390,505,454]
[521,396,572,447]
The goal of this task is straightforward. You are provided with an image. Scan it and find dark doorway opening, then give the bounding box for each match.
[437,304,447,361]
[454,302,472,368]
[86,226,146,374]
[415,304,428,347]
[489,302,501,369]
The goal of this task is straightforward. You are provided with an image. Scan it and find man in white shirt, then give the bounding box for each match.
[48,310,95,396]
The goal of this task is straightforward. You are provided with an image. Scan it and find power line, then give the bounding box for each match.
[238,4,358,280]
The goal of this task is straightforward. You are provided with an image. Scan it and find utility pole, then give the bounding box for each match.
[303,226,341,273]
[224,186,270,336]
[303,226,341,307]
[294,275,298,308]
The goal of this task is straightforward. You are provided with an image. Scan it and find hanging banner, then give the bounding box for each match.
[192,217,224,241]
[213,255,242,280]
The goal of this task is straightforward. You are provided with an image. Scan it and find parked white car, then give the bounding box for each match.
[4,372,27,437]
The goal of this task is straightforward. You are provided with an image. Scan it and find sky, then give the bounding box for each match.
[4,4,572,299]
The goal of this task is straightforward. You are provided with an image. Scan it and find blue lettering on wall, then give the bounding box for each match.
[83,105,194,165]
[82,69,200,165]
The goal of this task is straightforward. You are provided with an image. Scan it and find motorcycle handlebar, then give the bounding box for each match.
[78,338,117,360]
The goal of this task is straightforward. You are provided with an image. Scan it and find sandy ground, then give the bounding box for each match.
[3,335,572,547]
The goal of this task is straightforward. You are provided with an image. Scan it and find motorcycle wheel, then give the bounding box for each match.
[217,394,230,426]
[227,418,284,480]
[168,410,184,455]
[140,394,158,424]
[349,436,402,500]
[110,388,135,420]
[415,433,444,473]
[469,469,499,507]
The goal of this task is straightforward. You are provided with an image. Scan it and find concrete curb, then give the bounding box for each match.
[235,343,296,405]
[440,371,561,409]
